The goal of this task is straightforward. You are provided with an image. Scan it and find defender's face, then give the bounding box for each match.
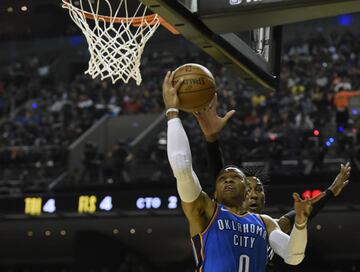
[244,177,265,214]
[215,170,247,205]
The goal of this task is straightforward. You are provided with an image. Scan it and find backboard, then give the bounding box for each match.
[140,0,360,91]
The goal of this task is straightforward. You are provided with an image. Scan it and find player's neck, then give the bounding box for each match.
[224,205,248,216]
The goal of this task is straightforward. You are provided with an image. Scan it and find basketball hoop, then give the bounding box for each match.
[62,0,179,85]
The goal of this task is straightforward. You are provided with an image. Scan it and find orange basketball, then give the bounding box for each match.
[173,63,216,112]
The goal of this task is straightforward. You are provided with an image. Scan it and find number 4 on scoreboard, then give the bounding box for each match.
[43,199,56,213]
[99,196,113,211]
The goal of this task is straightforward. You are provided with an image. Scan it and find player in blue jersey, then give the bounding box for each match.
[163,71,311,272]
[193,94,351,269]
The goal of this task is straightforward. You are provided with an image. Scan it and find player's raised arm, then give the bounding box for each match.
[194,94,235,181]
[163,71,215,236]
[261,193,312,265]
[277,162,351,233]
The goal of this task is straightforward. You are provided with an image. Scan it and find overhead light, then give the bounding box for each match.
[130,228,136,235]
[45,230,51,236]
[27,231,33,237]
[21,6,28,12]
[316,225,321,231]
[60,230,67,236]
[146,228,153,234]
[7,7,14,13]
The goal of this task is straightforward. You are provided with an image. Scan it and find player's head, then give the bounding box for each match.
[242,167,267,214]
[215,165,248,207]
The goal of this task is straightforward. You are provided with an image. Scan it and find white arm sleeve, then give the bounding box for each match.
[269,225,307,265]
[167,118,202,203]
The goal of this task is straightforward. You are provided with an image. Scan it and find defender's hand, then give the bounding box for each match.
[329,162,350,197]
[162,71,183,110]
[293,193,312,228]
[193,94,235,142]
[309,191,326,205]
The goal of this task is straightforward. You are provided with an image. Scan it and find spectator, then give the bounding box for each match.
[333,83,360,130]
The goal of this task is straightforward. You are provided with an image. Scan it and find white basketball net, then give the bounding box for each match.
[62,0,161,85]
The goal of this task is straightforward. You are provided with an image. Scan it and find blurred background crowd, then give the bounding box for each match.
[1,28,360,192]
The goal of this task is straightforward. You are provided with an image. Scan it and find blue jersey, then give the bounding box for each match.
[191,204,268,272]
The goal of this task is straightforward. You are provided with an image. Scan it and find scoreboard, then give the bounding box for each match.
[0,183,355,218]
[198,0,297,15]
[0,190,180,218]
[196,0,360,33]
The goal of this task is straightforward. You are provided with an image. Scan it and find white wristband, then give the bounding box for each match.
[295,219,308,229]
[166,108,179,116]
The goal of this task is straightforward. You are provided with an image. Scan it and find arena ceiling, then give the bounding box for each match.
[0,0,73,40]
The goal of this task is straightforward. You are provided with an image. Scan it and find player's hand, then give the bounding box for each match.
[293,193,312,229]
[309,191,326,205]
[162,71,183,110]
[328,162,350,197]
[193,94,235,142]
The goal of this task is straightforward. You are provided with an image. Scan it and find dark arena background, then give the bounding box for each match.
[0,0,360,271]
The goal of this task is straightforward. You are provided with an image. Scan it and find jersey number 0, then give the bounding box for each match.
[239,255,250,272]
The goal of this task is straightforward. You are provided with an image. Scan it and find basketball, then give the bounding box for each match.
[173,63,216,112]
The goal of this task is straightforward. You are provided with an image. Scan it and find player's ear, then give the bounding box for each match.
[245,186,250,198]
[214,191,218,201]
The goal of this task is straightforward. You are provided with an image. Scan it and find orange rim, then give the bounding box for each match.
[62,0,179,35]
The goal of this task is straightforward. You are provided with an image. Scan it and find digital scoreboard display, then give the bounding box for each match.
[0,191,180,217]
[229,0,286,6]
[199,0,312,15]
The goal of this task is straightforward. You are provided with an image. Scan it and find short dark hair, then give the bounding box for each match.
[217,165,247,185]
[242,166,269,188]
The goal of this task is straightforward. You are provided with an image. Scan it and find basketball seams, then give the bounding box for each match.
[173,63,213,77]
[173,73,215,83]
[178,87,216,95]
[173,63,215,112]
